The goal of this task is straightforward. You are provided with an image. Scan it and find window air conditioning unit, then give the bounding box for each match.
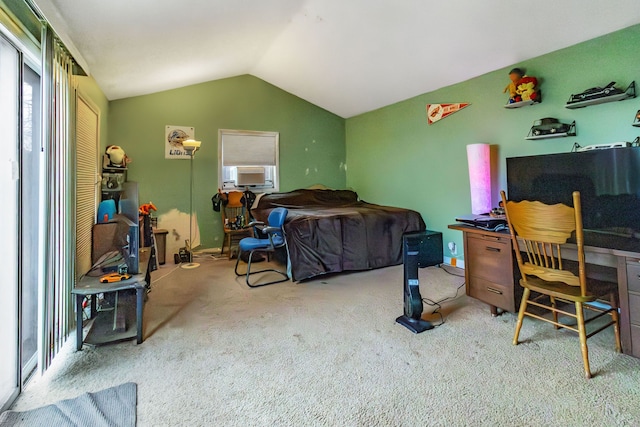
[236,167,266,186]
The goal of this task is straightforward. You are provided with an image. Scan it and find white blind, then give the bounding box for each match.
[75,96,98,279]
[221,131,278,166]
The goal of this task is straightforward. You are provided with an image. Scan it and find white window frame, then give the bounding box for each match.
[218,129,279,192]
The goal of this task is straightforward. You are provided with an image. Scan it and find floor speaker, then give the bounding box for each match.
[396,230,443,333]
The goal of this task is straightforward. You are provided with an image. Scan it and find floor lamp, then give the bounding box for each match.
[182,139,201,269]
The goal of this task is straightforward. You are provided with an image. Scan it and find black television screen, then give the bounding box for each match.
[506,146,640,252]
[118,181,140,274]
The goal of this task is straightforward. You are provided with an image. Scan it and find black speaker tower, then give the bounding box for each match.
[396,230,443,333]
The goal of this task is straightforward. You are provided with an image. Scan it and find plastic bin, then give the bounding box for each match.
[153,229,168,265]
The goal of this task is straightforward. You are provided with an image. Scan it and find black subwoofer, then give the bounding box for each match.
[396,230,443,333]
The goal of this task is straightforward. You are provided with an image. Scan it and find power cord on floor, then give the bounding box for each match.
[437,263,465,277]
[150,264,182,284]
[421,266,466,327]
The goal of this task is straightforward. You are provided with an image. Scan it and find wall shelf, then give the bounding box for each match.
[566,81,636,109]
[504,97,540,109]
[525,120,576,140]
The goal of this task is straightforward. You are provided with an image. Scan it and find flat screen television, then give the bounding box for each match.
[118,181,140,274]
[506,146,640,252]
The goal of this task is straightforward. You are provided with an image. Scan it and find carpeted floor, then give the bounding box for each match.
[9,256,640,426]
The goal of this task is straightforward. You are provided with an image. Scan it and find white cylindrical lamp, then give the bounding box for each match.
[466,143,492,215]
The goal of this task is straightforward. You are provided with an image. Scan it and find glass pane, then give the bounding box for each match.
[21,64,41,379]
[0,35,20,410]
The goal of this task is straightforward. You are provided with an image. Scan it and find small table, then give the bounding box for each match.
[72,249,150,350]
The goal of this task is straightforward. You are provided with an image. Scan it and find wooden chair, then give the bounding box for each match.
[220,191,253,259]
[500,190,621,378]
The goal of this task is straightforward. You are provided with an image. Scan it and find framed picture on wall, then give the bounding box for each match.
[165,125,195,159]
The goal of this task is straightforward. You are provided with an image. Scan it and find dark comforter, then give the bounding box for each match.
[251,189,426,281]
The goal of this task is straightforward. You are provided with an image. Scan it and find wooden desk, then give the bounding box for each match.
[72,248,151,350]
[449,223,640,358]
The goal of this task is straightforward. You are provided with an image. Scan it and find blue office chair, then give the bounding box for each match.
[234,207,289,287]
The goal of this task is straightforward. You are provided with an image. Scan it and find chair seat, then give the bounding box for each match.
[521,276,618,304]
[521,277,596,303]
[239,238,273,251]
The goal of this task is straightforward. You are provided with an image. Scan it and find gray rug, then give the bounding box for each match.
[0,382,136,427]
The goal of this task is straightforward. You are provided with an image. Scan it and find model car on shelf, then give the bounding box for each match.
[99,272,132,283]
[567,82,623,104]
[526,118,576,140]
[530,117,572,136]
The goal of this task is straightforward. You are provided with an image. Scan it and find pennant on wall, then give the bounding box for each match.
[426,103,470,124]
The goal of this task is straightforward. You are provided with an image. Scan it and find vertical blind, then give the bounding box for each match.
[40,26,75,371]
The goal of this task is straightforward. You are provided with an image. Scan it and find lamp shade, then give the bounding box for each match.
[183,139,201,153]
[467,143,492,214]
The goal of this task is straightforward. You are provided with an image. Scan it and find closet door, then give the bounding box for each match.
[0,34,20,412]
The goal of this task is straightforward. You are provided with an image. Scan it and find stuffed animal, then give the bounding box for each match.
[139,202,157,215]
[516,76,539,102]
[105,145,130,167]
[503,68,524,103]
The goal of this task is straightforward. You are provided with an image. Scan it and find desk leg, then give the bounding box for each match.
[490,305,499,317]
[76,294,84,351]
[136,287,144,344]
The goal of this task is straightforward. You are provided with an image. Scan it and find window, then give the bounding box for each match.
[218,129,279,192]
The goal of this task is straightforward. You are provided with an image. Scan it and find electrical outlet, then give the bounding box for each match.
[448,241,457,256]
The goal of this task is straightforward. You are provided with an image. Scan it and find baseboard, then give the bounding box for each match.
[196,247,464,268]
[194,247,221,255]
[443,256,465,269]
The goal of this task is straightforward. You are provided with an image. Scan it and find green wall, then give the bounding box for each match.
[108,75,346,250]
[345,24,640,262]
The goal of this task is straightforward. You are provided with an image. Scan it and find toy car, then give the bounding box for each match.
[567,82,623,104]
[531,118,572,136]
[99,273,132,283]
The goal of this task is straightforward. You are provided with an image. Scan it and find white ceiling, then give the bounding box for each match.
[33,0,640,118]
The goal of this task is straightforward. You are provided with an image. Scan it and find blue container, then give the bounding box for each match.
[98,199,117,223]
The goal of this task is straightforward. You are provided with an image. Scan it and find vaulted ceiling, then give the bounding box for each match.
[33,0,640,118]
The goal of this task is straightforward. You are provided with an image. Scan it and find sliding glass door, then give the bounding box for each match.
[21,63,41,382]
[0,34,20,412]
[0,30,42,411]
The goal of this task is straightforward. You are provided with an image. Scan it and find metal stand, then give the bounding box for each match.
[181,146,200,269]
[395,315,433,334]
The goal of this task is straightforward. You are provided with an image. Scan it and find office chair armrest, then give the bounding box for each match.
[246,221,265,228]
[261,226,282,235]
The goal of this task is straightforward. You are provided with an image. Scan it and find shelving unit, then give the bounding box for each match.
[566,81,635,109]
[525,120,576,140]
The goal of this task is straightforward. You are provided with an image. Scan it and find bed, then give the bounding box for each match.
[250,189,426,281]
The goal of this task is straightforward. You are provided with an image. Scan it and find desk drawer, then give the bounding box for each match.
[632,324,640,358]
[467,234,512,284]
[627,263,640,293]
[629,292,640,325]
[468,276,515,312]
